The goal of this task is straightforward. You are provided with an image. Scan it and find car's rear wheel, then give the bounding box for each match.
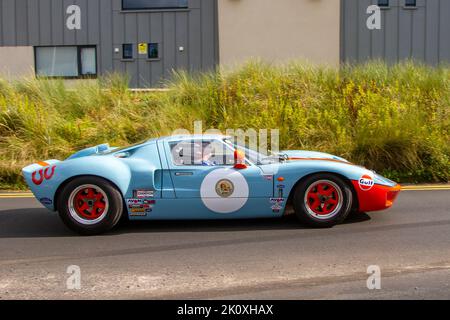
[58,177,123,235]
[293,173,353,228]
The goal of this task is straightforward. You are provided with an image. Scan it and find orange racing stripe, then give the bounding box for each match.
[287,157,353,165]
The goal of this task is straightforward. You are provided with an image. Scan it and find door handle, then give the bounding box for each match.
[174,172,194,176]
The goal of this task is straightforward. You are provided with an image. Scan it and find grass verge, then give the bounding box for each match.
[0,61,449,189]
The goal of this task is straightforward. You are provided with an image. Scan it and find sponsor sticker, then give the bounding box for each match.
[126,198,155,215]
[129,207,150,216]
[359,174,375,191]
[127,199,141,205]
[40,197,53,205]
[127,199,155,205]
[128,204,151,209]
[134,190,154,199]
[271,205,282,212]
[270,198,285,204]
[270,198,285,213]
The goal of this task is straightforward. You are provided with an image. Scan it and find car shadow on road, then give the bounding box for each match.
[0,208,371,238]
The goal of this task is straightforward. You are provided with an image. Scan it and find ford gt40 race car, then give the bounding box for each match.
[22,135,401,235]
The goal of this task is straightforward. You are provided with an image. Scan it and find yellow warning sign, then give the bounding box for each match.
[138,43,148,55]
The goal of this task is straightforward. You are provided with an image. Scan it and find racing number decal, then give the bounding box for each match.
[32,166,56,185]
[200,169,249,213]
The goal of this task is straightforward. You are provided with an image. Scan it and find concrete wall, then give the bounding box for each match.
[0,46,34,79]
[217,0,341,66]
[341,0,450,64]
[0,0,218,87]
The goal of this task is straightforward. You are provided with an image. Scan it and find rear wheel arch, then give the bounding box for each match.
[56,175,125,235]
[54,175,124,213]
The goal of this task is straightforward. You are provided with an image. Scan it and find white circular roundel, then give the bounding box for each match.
[200,168,249,214]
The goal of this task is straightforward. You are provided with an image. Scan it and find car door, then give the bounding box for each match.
[164,139,274,201]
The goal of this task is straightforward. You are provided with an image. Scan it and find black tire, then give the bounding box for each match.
[57,176,124,235]
[293,173,353,228]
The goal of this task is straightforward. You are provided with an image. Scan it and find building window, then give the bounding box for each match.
[123,44,133,59]
[35,46,97,78]
[378,0,389,7]
[148,43,159,59]
[405,0,416,7]
[122,0,188,10]
[80,47,97,76]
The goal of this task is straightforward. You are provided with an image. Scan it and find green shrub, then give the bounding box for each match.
[0,61,449,190]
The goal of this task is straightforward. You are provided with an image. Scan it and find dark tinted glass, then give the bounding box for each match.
[123,44,133,59]
[123,0,188,10]
[148,43,159,59]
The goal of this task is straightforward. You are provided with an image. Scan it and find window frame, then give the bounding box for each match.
[34,45,97,79]
[148,43,160,60]
[168,139,238,167]
[404,0,417,7]
[122,0,188,11]
[78,46,98,77]
[122,43,134,60]
[378,0,389,7]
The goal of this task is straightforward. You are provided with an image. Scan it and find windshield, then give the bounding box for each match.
[101,140,148,155]
[223,138,278,165]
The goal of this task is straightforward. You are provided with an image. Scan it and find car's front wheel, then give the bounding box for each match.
[58,177,124,235]
[293,173,353,228]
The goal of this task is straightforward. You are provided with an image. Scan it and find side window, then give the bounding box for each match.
[208,140,235,166]
[169,140,235,166]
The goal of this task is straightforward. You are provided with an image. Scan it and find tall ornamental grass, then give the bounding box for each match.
[0,61,448,189]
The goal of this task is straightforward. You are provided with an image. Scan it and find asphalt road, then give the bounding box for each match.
[0,189,449,300]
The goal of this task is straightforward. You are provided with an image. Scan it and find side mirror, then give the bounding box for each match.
[234,150,247,169]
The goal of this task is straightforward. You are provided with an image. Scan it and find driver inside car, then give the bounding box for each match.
[199,143,216,166]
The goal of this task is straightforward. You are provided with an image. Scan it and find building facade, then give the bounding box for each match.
[341,0,450,65]
[0,0,218,87]
[0,0,449,87]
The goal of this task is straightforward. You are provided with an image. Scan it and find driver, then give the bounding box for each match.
[194,143,216,166]
[200,143,216,166]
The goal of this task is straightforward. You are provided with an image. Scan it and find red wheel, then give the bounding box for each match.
[69,185,109,224]
[304,180,343,219]
[293,174,352,228]
[58,177,123,235]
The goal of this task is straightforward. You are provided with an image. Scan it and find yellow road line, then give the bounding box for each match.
[402,186,450,191]
[0,185,449,199]
[402,188,450,191]
[0,194,34,198]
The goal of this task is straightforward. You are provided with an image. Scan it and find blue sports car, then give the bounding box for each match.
[22,135,401,235]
